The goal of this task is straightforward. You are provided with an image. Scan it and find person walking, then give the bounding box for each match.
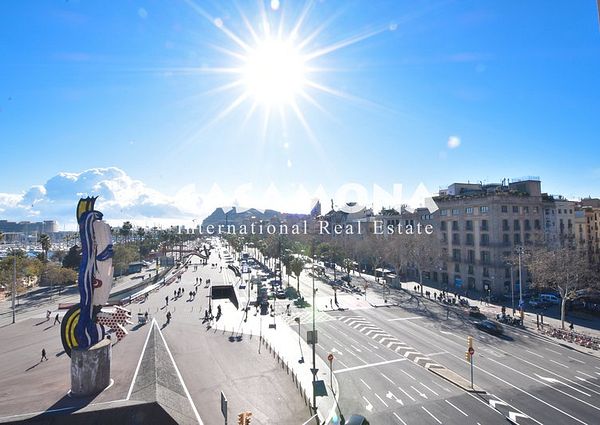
[166,311,172,324]
[330,298,333,309]
[165,296,169,306]
[46,310,51,321]
[41,348,48,362]
[53,314,61,325]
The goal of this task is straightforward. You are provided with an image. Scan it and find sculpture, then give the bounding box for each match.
[61,197,127,357]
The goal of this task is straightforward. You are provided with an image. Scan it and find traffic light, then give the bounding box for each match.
[465,351,471,362]
[467,336,473,349]
[238,412,246,425]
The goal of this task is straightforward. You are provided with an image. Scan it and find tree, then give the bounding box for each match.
[62,245,82,270]
[525,242,592,329]
[41,262,78,287]
[113,244,139,276]
[384,235,408,284]
[38,233,51,262]
[120,221,133,243]
[290,257,306,295]
[404,232,440,296]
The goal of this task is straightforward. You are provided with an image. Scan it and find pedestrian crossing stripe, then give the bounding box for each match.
[283,311,335,325]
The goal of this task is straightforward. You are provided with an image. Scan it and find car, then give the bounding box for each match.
[476,319,504,335]
[540,294,561,305]
[346,414,370,425]
[275,290,287,299]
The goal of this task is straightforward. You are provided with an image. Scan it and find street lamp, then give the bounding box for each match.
[311,253,317,414]
[516,246,524,310]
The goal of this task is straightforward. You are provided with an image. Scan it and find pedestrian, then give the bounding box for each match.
[208,304,212,318]
[330,298,333,309]
[41,348,48,362]
[165,296,169,306]
[173,290,176,299]
[286,304,291,315]
[204,309,209,321]
[46,310,51,321]
[166,311,172,324]
[53,314,61,325]
[569,322,574,331]
[144,311,149,322]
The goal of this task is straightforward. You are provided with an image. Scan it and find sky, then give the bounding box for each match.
[1,0,599,229]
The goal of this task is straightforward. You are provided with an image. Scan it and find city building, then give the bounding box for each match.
[432,178,546,296]
[542,195,576,247]
[576,198,600,272]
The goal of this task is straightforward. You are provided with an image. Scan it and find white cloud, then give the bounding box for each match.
[447,136,461,149]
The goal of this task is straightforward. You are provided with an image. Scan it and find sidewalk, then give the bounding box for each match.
[210,299,340,425]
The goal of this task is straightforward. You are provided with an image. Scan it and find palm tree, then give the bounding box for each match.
[120,221,133,243]
[38,233,51,262]
[290,257,306,296]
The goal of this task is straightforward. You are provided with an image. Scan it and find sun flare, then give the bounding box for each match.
[242,39,307,106]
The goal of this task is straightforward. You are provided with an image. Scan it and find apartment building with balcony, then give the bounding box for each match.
[432,178,545,296]
[576,198,600,271]
[542,195,576,247]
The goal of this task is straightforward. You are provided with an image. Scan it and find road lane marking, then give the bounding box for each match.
[426,351,447,357]
[568,356,585,364]
[445,399,468,416]
[526,349,544,358]
[410,385,428,399]
[577,370,596,379]
[420,382,439,396]
[392,412,407,425]
[388,316,423,321]
[401,370,415,380]
[386,391,403,405]
[360,378,371,390]
[334,357,407,374]
[363,396,373,412]
[375,393,389,407]
[398,386,416,402]
[350,345,362,353]
[550,359,569,368]
[380,372,396,385]
[574,376,600,393]
[545,347,562,355]
[374,352,387,361]
[336,359,349,369]
[421,406,441,424]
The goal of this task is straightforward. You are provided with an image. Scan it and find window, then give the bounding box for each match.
[533,207,539,213]
[513,206,519,213]
[467,250,475,263]
[481,233,490,246]
[514,233,521,244]
[442,232,447,242]
[534,219,541,230]
[441,209,449,216]
[569,209,573,214]
[468,265,474,275]
[481,220,489,231]
[480,206,489,213]
[525,233,531,243]
[453,249,461,261]
[503,234,510,245]
[441,221,447,231]
[466,220,473,231]
[452,208,460,216]
[452,233,460,245]
[524,219,531,230]
[483,267,490,277]
[454,264,460,273]
[466,207,474,215]
[502,219,509,231]
[452,221,459,231]
[501,205,508,213]
[514,219,520,231]
[481,251,490,264]
[466,233,474,245]
[523,206,529,214]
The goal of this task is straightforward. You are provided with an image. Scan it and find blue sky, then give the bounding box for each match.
[1,1,599,226]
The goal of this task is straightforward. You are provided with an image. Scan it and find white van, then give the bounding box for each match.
[540,294,561,305]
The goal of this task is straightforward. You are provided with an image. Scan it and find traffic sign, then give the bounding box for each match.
[468,347,474,355]
[327,353,334,362]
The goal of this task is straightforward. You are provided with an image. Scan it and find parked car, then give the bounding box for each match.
[540,294,561,305]
[476,319,504,335]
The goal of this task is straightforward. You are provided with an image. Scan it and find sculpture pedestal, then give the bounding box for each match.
[70,338,112,397]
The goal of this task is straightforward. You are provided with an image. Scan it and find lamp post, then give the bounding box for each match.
[510,264,515,315]
[12,253,16,324]
[311,254,317,414]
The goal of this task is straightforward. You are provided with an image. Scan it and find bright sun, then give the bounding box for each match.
[242,39,306,106]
